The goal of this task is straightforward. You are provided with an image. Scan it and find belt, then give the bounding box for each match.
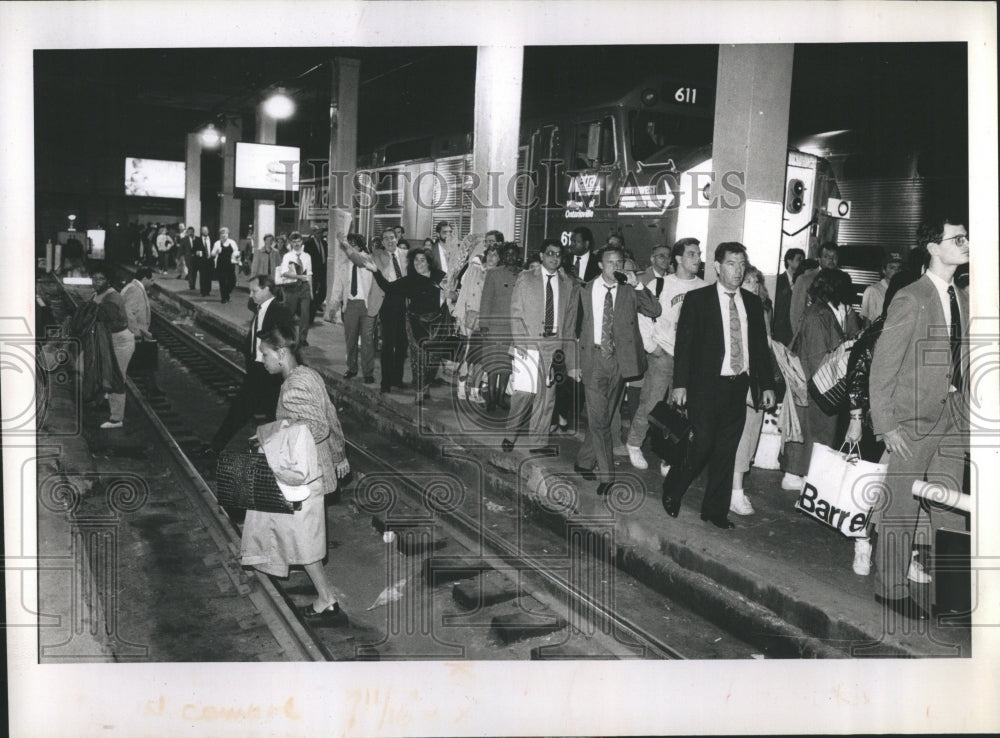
[720,372,749,381]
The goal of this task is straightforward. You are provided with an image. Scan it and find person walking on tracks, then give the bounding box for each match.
[241,322,351,623]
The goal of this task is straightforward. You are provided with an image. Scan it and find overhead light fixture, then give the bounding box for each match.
[263,87,295,119]
[200,123,222,148]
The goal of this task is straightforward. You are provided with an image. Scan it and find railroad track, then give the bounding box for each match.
[42,270,760,660]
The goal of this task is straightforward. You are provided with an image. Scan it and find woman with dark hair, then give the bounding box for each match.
[242,323,350,621]
[843,270,920,576]
[478,243,523,411]
[363,247,450,403]
[779,267,856,489]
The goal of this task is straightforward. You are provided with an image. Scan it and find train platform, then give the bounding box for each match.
[135,267,970,658]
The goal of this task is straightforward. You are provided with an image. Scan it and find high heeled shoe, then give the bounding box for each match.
[298,601,347,626]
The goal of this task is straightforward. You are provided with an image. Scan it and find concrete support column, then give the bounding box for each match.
[254,108,277,246]
[706,44,794,283]
[219,118,242,238]
[325,57,360,320]
[184,133,201,229]
[470,46,524,239]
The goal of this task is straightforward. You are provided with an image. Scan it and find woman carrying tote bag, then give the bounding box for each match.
[240,323,351,622]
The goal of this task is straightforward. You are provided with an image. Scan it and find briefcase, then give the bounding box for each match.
[128,337,158,375]
[934,527,971,621]
[215,448,302,515]
[646,401,694,468]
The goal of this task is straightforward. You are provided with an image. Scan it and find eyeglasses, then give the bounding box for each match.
[542,250,562,257]
[939,234,969,246]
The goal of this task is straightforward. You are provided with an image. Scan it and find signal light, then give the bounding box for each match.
[785,178,805,214]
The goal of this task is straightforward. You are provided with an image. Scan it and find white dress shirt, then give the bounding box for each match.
[539,268,560,334]
[253,296,274,362]
[592,279,618,344]
[278,249,313,287]
[573,251,591,279]
[348,260,373,304]
[716,282,750,375]
[925,269,959,333]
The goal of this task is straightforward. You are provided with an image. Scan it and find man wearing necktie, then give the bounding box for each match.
[627,239,705,472]
[503,240,579,452]
[662,242,775,529]
[329,233,376,383]
[868,217,970,622]
[343,227,408,392]
[278,232,314,345]
[195,226,214,296]
[573,245,661,495]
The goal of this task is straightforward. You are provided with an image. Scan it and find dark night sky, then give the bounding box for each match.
[33,43,967,216]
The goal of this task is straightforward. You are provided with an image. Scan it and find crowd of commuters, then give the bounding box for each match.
[72,212,969,624]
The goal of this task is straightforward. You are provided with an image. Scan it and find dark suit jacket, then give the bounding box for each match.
[577,278,661,380]
[869,274,970,438]
[772,270,794,346]
[178,235,195,258]
[673,284,775,408]
[244,299,294,365]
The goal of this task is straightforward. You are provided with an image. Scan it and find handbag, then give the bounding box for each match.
[794,442,886,538]
[646,401,694,469]
[215,447,302,514]
[128,337,158,375]
[807,340,854,415]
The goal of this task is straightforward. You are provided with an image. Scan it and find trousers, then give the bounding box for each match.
[343,299,375,376]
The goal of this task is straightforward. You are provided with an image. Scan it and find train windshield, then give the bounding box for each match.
[629,109,714,164]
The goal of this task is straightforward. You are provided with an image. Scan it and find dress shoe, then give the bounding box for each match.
[501,439,515,453]
[573,464,597,481]
[875,593,928,621]
[396,381,410,390]
[700,514,735,530]
[662,496,681,518]
[344,370,358,379]
[363,375,375,384]
[379,386,391,394]
[596,482,614,497]
[528,446,552,455]
[298,601,348,627]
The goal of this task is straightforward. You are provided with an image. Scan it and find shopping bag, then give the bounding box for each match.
[509,347,541,394]
[795,442,886,537]
[128,337,158,375]
[646,401,694,469]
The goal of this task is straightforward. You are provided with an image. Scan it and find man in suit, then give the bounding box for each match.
[502,240,580,452]
[304,226,328,325]
[868,216,969,621]
[431,221,461,279]
[207,275,293,454]
[772,247,804,346]
[566,226,602,283]
[575,245,661,494]
[276,231,313,344]
[194,226,213,296]
[347,227,408,392]
[789,242,838,335]
[330,233,376,383]
[662,242,776,529]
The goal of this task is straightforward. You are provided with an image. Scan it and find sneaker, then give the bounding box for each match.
[660,462,671,478]
[729,490,755,516]
[781,473,805,490]
[626,444,648,470]
[853,538,872,576]
[907,555,932,584]
[100,420,123,429]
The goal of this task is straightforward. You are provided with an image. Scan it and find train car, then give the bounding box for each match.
[299,76,844,273]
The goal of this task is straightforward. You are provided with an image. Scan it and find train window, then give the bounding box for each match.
[629,110,713,162]
[573,117,616,169]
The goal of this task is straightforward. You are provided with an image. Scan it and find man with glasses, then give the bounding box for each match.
[574,245,661,495]
[626,239,705,473]
[502,240,580,453]
[868,216,970,621]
